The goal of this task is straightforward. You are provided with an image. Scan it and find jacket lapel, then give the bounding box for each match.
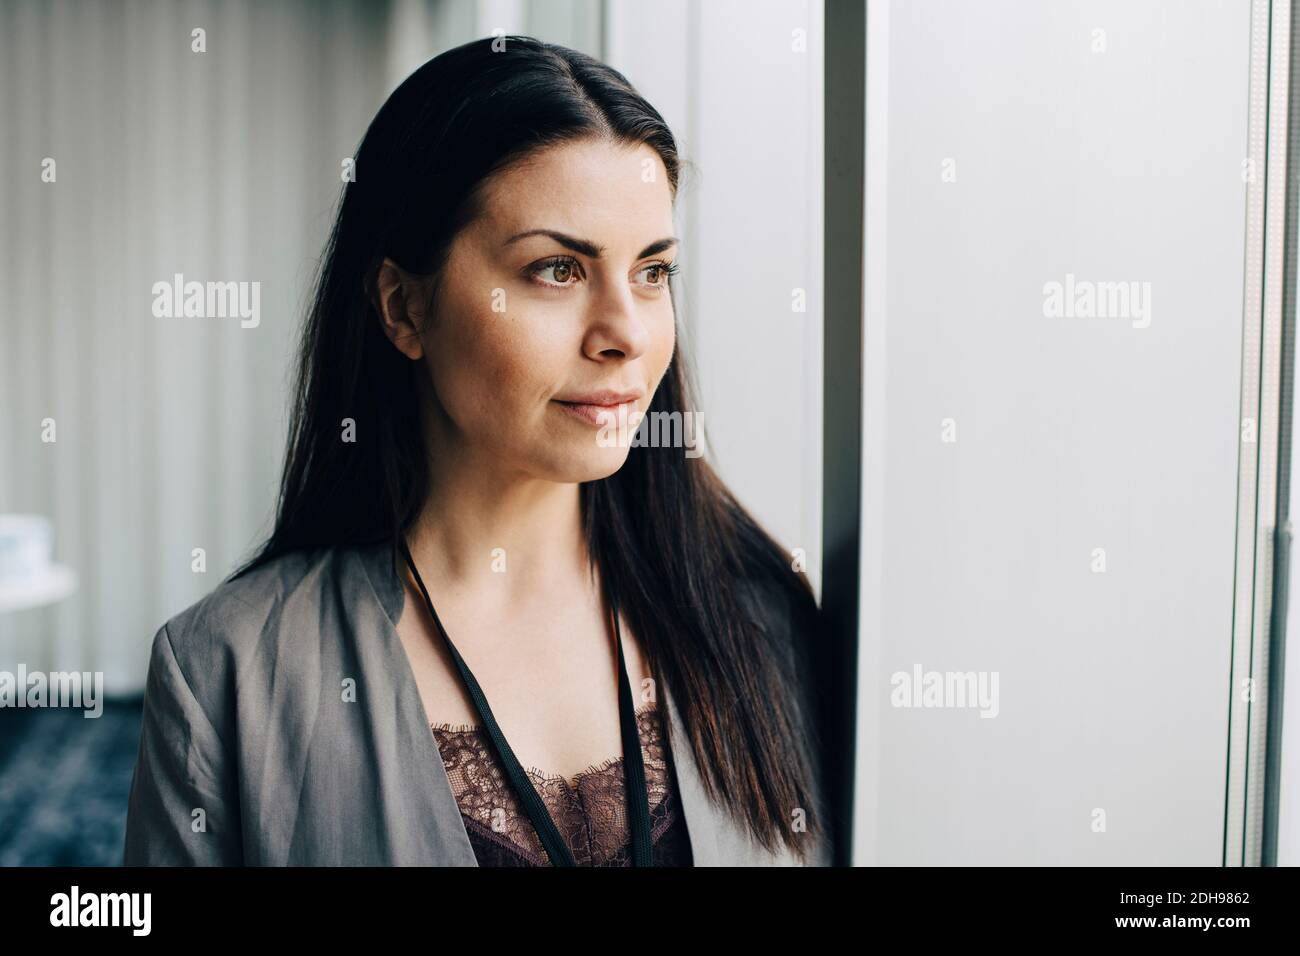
[356,541,479,866]
[661,678,808,866]
[660,678,722,865]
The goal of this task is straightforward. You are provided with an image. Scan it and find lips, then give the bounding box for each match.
[552,389,644,427]
[554,389,644,406]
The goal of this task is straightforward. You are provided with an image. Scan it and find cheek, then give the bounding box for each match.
[424,297,557,426]
[650,310,676,383]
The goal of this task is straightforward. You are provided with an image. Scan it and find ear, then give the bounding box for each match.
[375,257,427,361]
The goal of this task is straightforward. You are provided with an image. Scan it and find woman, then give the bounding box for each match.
[123,35,833,867]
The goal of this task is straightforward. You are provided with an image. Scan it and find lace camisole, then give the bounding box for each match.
[430,701,694,866]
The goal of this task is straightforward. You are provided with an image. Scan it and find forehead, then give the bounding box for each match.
[474,138,675,245]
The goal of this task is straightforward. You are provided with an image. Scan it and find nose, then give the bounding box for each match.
[581,275,652,361]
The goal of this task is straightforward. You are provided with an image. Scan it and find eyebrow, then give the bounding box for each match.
[504,229,678,260]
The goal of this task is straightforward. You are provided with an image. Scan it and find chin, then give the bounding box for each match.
[547,445,632,484]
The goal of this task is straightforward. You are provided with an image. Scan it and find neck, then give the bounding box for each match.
[403,448,590,605]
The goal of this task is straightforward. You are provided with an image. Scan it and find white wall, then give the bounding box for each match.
[855,0,1251,864]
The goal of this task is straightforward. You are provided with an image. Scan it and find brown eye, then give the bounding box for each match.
[635,260,679,289]
[530,256,582,287]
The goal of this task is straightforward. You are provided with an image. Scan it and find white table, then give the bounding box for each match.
[0,565,78,614]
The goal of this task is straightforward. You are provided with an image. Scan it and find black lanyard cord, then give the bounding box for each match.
[398,538,653,867]
[610,571,654,867]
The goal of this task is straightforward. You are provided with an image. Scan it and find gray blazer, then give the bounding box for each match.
[122,541,832,866]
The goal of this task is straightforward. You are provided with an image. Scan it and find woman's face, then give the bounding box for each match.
[383,137,678,484]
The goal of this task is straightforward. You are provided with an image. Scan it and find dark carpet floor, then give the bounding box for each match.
[0,698,143,866]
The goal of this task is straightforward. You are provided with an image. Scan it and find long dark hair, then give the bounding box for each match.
[233,35,829,859]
